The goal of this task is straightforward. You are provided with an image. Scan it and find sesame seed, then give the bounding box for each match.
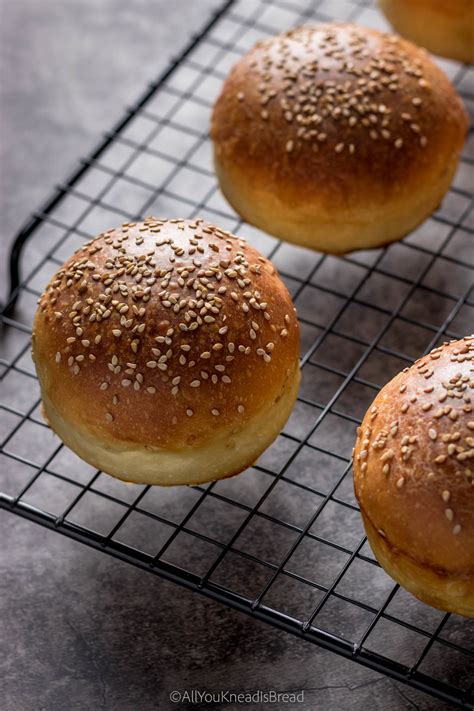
[453,524,462,535]
[211,409,220,416]
[190,380,200,387]
[186,409,194,417]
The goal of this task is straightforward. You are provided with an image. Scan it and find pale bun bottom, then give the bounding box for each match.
[214,153,460,255]
[362,510,474,618]
[40,365,301,487]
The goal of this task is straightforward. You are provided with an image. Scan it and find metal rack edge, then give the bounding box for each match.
[0,496,471,710]
[1,0,235,316]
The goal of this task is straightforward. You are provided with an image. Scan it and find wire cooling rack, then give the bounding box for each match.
[1,0,473,706]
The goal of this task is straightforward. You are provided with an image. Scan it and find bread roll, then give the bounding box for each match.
[353,337,474,617]
[378,0,474,64]
[32,218,300,486]
[211,23,468,254]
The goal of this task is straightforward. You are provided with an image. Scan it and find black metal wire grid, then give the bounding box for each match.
[1,0,473,706]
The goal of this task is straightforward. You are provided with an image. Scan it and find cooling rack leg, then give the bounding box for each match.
[3,225,32,316]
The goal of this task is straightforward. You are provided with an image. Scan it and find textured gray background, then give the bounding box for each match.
[0,1,465,710]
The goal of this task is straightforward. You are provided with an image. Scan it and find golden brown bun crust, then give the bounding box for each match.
[362,511,474,618]
[211,23,468,254]
[32,218,299,483]
[353,337,474,617]
[378,0,474,64]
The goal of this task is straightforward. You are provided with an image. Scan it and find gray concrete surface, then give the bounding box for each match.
[0,1,469,710]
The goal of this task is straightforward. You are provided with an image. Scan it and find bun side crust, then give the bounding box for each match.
[353,337,474,617]
[38,359,300,486]
[362,510,474,617]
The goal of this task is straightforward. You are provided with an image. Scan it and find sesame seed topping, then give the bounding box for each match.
[354,337,474,543]
[212,22,445,185]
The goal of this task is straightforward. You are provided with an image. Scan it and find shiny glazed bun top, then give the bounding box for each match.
[32,218,299,450]
[211,23,467,209]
